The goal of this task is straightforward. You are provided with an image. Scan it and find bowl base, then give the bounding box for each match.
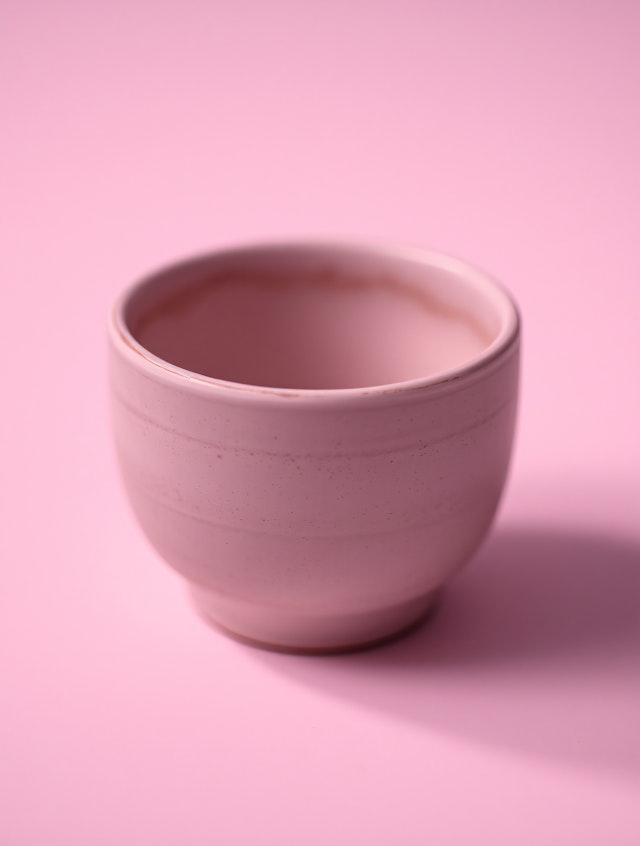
[188,584,441,654]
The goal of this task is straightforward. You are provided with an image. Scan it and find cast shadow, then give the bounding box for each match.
[250,526,640,775]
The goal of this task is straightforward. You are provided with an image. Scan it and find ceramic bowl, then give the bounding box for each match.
[108,242,520,652]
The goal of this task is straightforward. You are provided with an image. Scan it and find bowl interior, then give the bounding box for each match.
[121,245,514,391]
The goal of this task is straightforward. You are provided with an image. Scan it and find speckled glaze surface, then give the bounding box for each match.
[108,242,520,651]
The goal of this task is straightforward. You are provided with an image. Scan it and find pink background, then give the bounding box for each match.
[2,1,639,843]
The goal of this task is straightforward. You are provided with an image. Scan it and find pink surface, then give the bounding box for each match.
[1,1,638,843]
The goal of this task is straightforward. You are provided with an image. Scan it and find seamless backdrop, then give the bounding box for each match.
[1,2,639,844]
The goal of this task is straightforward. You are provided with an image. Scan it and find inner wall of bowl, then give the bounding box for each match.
[124,247,505,390]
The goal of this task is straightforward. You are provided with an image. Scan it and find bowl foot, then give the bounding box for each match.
[188,584,441,654]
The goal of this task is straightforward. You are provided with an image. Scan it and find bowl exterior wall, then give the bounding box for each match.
[109,334,519,650]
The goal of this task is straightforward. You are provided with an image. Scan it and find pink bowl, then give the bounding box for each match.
[108,242,520,652]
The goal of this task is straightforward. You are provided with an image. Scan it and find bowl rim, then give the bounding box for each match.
[108,239,520,403]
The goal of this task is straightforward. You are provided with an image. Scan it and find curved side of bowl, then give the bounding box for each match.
[108,324,519,651]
